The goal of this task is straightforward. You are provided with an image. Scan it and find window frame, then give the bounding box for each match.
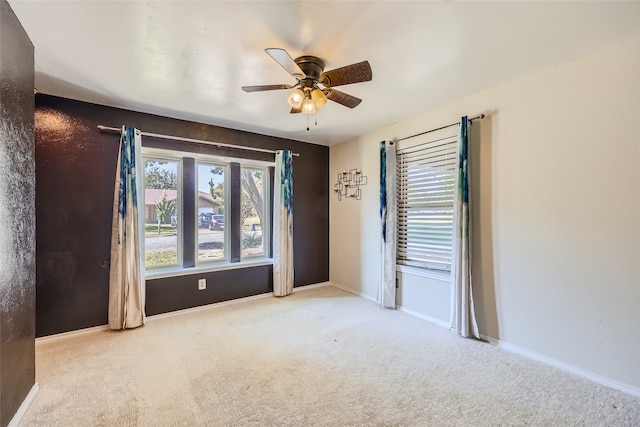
[396,135,457,274]
[141,147,274,279]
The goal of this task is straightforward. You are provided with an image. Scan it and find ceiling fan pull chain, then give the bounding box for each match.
[307,113,310,131]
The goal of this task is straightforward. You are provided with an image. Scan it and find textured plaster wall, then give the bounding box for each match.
[0,0,35,425]
[330,35,640,391]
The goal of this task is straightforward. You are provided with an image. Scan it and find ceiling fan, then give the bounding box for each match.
[241,48,372,117]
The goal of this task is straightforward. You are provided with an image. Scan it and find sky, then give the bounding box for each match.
[144,160,223,194]
[198,163,224,193]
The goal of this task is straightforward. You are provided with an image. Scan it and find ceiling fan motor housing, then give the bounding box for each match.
[294,55,325,86]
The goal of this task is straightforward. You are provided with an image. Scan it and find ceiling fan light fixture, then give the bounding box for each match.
[287,88,304,109]
[311,88,328,108]
[302,97,316,114]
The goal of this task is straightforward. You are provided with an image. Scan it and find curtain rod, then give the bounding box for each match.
[97,125,300,157]
[394,114,485,143]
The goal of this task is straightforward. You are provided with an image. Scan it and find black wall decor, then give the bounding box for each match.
[35,94,329,337]
[0,1,36,425]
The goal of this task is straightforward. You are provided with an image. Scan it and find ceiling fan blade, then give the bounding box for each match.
[320,61,372,87]
[265,48,306,79]
[324,88,362,108]
[241,84,295,92]
[290,106,302,114]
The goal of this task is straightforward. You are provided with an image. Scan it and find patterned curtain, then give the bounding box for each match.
[450,116,479,338]
[273,150,294,296]
[380,141,397,309]
[108,126,145,330]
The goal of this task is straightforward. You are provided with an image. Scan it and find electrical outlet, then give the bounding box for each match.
[198,278,206,290]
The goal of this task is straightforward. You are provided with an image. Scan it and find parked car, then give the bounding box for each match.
[198,213,224,230]
[210,214,224,230]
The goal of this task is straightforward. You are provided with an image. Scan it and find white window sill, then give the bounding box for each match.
[397,264,450,282]
[146,258,273,280]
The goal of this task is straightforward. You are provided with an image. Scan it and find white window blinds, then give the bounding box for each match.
[397,136,457,271]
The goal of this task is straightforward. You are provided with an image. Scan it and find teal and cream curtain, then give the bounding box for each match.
[450,116,479,338]
[379,141,397,309]
[273,150,294,296]
[109,126,145,330]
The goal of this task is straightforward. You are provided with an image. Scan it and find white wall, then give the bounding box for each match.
[330,35,640,392]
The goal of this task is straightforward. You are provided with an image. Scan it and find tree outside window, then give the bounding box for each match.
[241,168,265,258]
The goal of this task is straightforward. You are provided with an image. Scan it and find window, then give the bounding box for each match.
[241,167,267,258]
[197,163,226,263]
[143,159,180,269]
[397,136,457,272]
[142,148,272,274]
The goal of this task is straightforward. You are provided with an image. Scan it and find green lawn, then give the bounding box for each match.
[145,223,177,237]
[145,250,177,267]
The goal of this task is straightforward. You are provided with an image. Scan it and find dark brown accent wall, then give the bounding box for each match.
[146,265,272,316]
[0,1,36,425]
[35,94,329,337]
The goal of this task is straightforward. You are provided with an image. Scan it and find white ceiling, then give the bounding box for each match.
[9,1,640,146]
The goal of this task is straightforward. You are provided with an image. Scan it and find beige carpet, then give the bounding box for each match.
[20,285,639,426]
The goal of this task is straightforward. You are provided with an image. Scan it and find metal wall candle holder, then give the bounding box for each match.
[334,169,367,200]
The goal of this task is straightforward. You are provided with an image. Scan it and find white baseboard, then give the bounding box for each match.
[380,299,640,399]
[36,324,110,344]
[328,281,378,303]
[398,306,450,329]
[8,383,39,427]
[328,283,453,332]
[293,281,332,292]
[479,334,640,399]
